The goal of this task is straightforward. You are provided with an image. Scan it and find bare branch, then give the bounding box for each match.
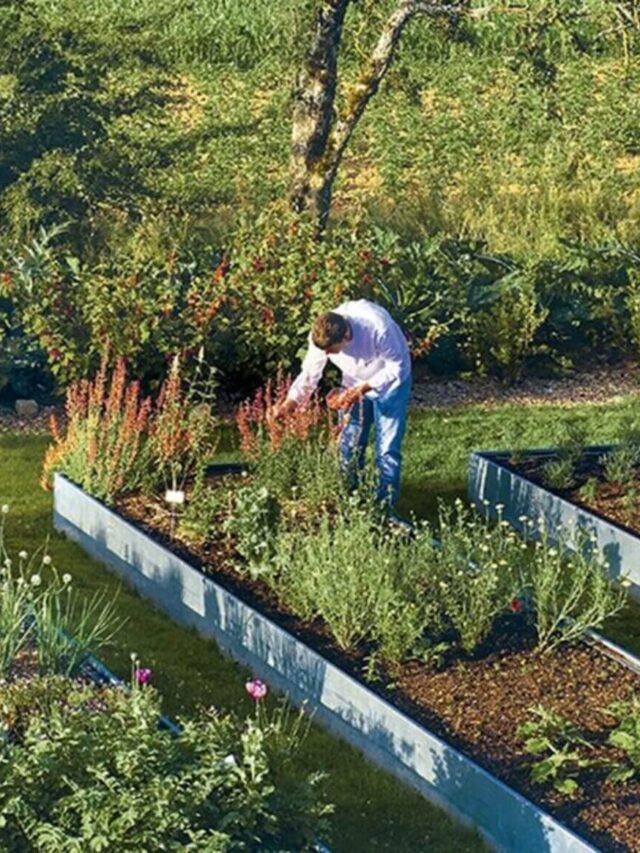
[327,2,460,175]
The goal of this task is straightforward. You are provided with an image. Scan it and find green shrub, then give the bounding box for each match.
[524,522,627,651]
[466,272,549,383]
[0,680,331,851]
[224,484,281,580]
[433,500,524,654]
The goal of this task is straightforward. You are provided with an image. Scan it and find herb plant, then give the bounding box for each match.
[224,485,281,580]
[603,445,640,489]
[541,423,588,490]
[525,523,626,652]
[604,698,640,783]
[517,705,595,796]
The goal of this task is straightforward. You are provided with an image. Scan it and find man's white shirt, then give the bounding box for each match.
[287,299,411,403]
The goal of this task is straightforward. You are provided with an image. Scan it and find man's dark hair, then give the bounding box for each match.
[312,312,349,350]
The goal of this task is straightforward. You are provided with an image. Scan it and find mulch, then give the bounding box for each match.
[0,405,60,436]
[513,453,640,540]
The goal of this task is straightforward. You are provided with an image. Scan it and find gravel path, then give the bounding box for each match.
[411,362,640,410]
[2,364,640,436]
[0,405,60,435]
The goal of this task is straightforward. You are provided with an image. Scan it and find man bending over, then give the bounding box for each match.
[276,299,411,507]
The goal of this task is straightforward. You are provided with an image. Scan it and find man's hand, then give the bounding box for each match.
[272,398,298,419]
[326,384,371,411]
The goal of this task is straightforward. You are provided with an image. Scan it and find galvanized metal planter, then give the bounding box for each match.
[468,446,640,603]
[54,472,608,853]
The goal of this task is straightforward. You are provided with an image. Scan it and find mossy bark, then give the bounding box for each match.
[290,1,470,235]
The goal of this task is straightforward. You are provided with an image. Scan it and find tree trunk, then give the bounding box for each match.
[290,1,497,235]
[289,0,351,222]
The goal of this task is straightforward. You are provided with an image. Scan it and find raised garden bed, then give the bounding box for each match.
[468,446,640,603]
[54,471,640,853]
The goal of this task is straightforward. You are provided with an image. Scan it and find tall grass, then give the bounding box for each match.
[31,0,313,68]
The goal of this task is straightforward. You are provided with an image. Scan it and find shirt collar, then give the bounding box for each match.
[342,318,358,355]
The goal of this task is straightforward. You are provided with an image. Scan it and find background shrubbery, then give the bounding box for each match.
[2,0,640,396]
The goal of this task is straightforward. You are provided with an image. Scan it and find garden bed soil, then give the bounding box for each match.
[116,482,640,853]
[507,452,640,539]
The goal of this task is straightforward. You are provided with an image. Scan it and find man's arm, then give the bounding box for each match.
[284,337,328,407]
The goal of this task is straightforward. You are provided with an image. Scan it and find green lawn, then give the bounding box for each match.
[3,395,640,850]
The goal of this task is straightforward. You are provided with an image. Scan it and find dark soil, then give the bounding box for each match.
[511,451,640,538]
[116,479,640,853]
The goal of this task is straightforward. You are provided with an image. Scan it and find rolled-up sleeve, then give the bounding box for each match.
[366,328,406,398]
[287,337,328,403]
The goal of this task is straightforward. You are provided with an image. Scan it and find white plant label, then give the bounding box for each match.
[165,489,185,505]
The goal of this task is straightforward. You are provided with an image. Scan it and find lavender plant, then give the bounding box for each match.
[603,445,640,488]
[523,521,627,652]
[541,423,588,490]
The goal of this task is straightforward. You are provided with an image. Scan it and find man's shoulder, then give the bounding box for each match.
[337,298,387,321]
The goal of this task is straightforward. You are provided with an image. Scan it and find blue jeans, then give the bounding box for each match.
[339,379,411,507]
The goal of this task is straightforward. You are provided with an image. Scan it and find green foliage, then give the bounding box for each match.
[256,486,525,661]
[0,680,331,851]
[178,470,230,543]
[1,226,230,387]
[605,697,640,783]
[0,557,36,679]
[577,475,599,503]
[0,291,53,400]
[541,422,588,489]
[603,444,640,487]
[0,675,86,741]
[525,522,627,651]
[224,485,281,580]
[271,494,439,657]
[433,500,523,654]
[3,3,640,389]
[0,511,120,678]
[519,696,640,794]
[542,456,576,490]
[517,704,596,797]
[31,583,121,679]
[466,272,549,382]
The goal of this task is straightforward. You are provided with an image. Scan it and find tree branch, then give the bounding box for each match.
[327,1,524,176]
